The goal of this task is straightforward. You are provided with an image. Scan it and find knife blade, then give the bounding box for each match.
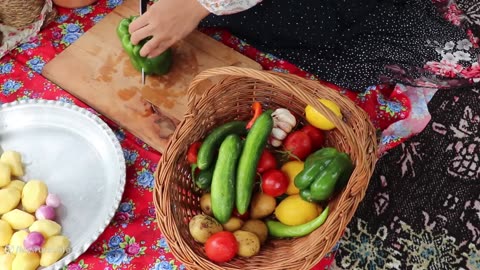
[139,0,147,84]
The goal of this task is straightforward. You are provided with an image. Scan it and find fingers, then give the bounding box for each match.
[128,14,148,34]
[130,25,152,45]
[140,37,173,58]
[146,42,173,58]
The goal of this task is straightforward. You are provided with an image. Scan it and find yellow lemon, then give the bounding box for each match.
[305,99,342,130]
[280,161,304,195]
[274,195,319,226]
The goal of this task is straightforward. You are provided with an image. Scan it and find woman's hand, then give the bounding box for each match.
[128,0,210,58]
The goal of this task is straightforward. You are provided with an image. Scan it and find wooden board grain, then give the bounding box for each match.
[42,0,262,153]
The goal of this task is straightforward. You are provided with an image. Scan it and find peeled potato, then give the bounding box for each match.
[2,209,36,230]
[0,151,24,177]
[12,252,40,270]
[0,247,5,255]
[6,180,25,193]
[0,187,21,215]
[29,220,62,239]
[0,220,13,246]
[22,180,48,213]
[40,235,70,267]
[0,162,11,188]
[0,253,15,270]
[9,230,28,254]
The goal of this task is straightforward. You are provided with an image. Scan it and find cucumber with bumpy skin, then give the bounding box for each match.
[236,110,274,214]
[211,134,242,224]
[197,121,247,170]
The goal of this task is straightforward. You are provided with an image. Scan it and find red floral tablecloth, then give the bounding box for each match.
[0,0,414,269]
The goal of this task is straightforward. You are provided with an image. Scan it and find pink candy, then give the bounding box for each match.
[46,193,61,208]
[23,232,45,252]
[35,205,56,220]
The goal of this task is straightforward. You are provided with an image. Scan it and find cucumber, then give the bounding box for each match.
[236,110,274,214]
[211,134,242,224]
[197,121,247,170]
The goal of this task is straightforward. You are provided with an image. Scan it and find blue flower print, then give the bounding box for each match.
[108,235,123,248]
[62,32,82,45]
[154,261,173,270]
[119,202,132,213]
[137,169,154,189]
[92,14,106,23]
[2,80,22,95]
[157,238,169,250]
[114,129,126,141]
[56,96,75,104]
[18,42,39,51]
[74,6,93,17]
[56,15,69,23]
[377,94,405,117]
[66,23,81,33]
[123,149,138,165]
[0,62,13,74]
[107,0,123,9]
[105,249,126,265]
[27,57,45,73]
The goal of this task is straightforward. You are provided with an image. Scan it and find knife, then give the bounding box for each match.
[139,0,148,84]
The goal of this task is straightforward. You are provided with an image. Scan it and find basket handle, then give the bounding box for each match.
[186,66,354,138]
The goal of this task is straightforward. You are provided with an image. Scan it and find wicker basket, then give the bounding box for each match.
[0,0,57,29]
[154,67,378,270]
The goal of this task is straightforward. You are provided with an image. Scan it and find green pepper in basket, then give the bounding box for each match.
[295,148,354,202]
[117,16,173,75]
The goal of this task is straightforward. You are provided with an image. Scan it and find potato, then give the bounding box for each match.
[0,162,11,188]
[0,247,5,255]
[2,209,36,230]
[6,180,25,193]
[21,180,48,213]
[250,193,276,219]
[0,151,24,177]
[29,220,62,239]
[8,230,28,254]
[200,193,213,216]
[40,235,70,267]
[0,220,13,246]
[241,219,268,244]
[222,217,244,232]
[12,252,40,270]
[0,187,21,215]
[0,253,15,270]
[233,230,261,257]
[188,214,223,243]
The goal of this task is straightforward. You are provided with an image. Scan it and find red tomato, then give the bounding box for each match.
[187,142,202,164]
[261,169,289,197]
[283,131,312,160]
[257,150,278,173]
[232,208,250,221]
[205,231,238,263]
[301,124,325,150]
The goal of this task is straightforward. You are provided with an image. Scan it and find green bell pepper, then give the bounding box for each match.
[296,148,354,203]
[116,16,173,75]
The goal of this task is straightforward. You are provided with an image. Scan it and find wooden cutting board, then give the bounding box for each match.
[42,0,261,153]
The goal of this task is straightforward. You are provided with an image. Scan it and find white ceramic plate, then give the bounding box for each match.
[0,99,126,270]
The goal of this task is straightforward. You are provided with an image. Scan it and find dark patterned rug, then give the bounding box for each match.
[333,85,480,269]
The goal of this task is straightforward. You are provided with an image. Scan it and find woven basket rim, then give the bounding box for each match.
[154,67,378,270]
